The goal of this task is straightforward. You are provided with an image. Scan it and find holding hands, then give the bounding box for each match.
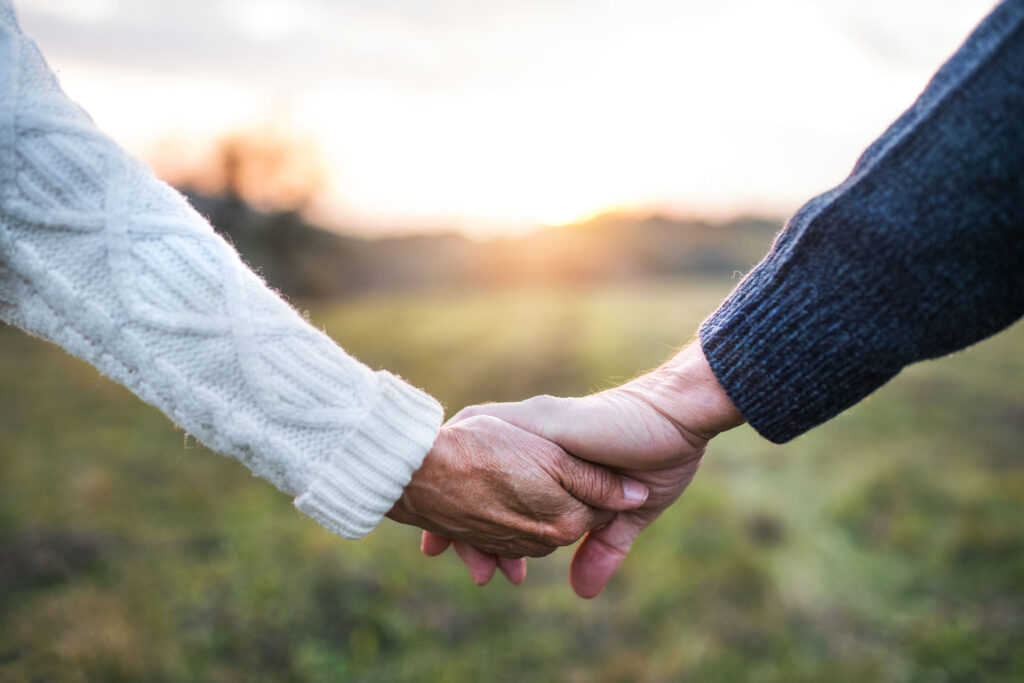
[412,343,744,597]
[386,411,652,567]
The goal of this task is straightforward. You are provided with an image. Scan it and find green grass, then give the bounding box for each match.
[1,279,1022,682]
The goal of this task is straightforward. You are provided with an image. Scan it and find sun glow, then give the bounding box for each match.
[15,0,1000,237]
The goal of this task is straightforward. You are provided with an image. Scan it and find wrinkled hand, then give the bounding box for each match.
[387,414,649,560]
[422,343,744,596]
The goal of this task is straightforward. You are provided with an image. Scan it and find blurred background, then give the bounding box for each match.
[2,0,1022,681]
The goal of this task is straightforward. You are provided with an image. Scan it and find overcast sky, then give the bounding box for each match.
[16,0,999,236]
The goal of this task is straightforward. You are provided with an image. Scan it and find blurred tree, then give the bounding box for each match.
[154,124,327,214]
[213,128,327,213]
[153,125,339,297]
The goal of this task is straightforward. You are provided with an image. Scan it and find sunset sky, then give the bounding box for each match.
[17,0,997,237]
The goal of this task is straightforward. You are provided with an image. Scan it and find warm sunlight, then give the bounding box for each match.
[16,0,998,237]
[5,2,1023,677]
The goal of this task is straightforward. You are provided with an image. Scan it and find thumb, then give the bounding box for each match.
[570,516,644,598]
[448,396,565,439]
[557,456,649,511]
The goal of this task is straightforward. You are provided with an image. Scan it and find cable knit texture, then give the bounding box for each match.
[0,3,443,538]
[700,0,1024,443]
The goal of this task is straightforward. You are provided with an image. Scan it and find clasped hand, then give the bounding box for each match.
[389,343,744,598]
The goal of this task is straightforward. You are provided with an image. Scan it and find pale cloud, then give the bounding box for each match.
[16,0,117,24]
[13,0,1000,235]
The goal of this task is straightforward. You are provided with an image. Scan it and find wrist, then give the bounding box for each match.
[385,450,432,528]
[386,427,453,531]
[625,342,744,441]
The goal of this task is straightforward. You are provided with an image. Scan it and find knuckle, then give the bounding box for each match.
[594,470,619,500]
[451,405,481,422]
[526,394,561,413]
[545,520,584,547]
[573,462,617,501]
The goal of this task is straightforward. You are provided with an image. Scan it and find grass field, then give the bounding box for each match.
[1,279,1022,682]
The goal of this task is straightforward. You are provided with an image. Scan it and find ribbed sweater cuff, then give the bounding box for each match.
[294,371,443,539]
[697,267,904,445]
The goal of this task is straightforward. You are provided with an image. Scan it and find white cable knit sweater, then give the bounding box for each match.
[0,3,444,539]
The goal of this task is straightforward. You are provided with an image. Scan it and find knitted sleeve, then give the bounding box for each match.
[699,0,1024,444]
[0,5,443,538]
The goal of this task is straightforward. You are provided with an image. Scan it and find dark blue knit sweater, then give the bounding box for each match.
[700,0,1024,443]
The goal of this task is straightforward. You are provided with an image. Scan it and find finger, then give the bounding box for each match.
[497,556,528,585]
[569,516,644,599]
[558,457,649,512]
[453,541,499,586]
[449,396,561,436]
[421,531,452,556]
[445,405,483,426]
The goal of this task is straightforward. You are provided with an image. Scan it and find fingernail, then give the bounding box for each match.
[622,478,648,503]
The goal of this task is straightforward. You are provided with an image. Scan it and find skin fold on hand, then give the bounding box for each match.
[421,342,744,596]
[387,414,650,561]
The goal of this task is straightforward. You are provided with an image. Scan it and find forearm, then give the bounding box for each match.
[0,7,442,538]
[700,0,1024,443]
